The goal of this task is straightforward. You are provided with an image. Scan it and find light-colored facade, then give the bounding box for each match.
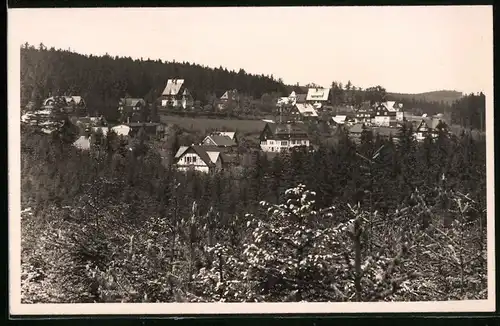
[259,123,311,153]
[160,79,194,109]
[260,138,310,152]
[174,145,224,173]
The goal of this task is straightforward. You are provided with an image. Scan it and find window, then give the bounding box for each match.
[192,156,197,163]
[281,141,288,146]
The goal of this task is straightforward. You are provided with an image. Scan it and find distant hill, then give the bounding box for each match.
[387,90,463,105]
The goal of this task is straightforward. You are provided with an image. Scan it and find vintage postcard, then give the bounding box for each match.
[8,5,495,316]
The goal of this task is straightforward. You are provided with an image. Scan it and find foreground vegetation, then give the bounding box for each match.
[21,122,487,303]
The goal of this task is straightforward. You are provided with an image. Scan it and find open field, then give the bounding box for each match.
[160,115,267,135]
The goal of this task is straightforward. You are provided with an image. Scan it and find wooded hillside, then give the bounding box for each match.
[21,43,289,118]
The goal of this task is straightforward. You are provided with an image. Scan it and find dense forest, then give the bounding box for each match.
[21,119,487,303]
[20,43,289,119]
[387,90,463,105]
[21,44,486,131]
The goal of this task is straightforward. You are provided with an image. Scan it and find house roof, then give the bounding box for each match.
[162,79,185,96]
[306,88,330,102]
[127,122,161,128]
[206,134,237,146]
[221,89,238,100]
[295,93,307,103]
[332,115,347,124]
[175,145,221,166]
[218,131,236,140]
[206,151,221,164]
[267,123,308,137]
[120,98,146,107]
[417,118,445,130]
[288,86,309,95]
[295,103,318,117]
[44,96,84,106]
[349,123,365,134]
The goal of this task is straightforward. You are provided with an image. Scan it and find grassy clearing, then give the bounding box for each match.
[160,115,267,135]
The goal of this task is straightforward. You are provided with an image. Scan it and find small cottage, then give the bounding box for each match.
[174,145,225,174]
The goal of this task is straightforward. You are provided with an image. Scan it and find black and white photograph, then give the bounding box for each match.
[8,5,494,315]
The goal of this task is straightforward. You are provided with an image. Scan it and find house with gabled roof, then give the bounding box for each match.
[42,95,87,115]
[201,132,237,147]
[217,89,240,110]
[118,97,147,123]
[290,103,318,121]
[174,145,225,173]
[354,101,375,125]
[414,118,449,142]
[159,79,194,110]
[259,123,311,152]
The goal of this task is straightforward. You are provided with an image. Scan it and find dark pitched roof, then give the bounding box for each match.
[220,153,238,164]
[176,145,218,166]
[127,122,161,127]
[295,93,307,103]
[268,123,308,136]
[120,98,146,107]
[208,134,237,146]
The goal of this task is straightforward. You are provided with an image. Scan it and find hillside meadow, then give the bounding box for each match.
[160,115,268,136]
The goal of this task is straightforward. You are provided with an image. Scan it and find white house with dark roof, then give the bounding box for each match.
[174,145,224,173]
[259,123,311,152]
[414,118,449,142]
[159,79,194,109]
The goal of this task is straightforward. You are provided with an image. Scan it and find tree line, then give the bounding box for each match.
[21,44,485,130]
[21,120,487,303]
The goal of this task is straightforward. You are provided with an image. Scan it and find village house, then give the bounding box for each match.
[174,145,225,174]
[414,117,449,142]
[71,116,108,135]
[348,123,365,142]
[158,79,194,110]
[306,87,330,110]
[290,103,319,121]
[42,95,87,115]
[372,101,404,127]
[372,126,401,142]
[354,101,374,125]
[118,98,147,123]
[217,89,240,110]
[201,132,238,148]
[259,123,311,152]
[126,122,165,138]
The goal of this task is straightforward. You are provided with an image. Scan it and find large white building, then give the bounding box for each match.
[259,123,310,153]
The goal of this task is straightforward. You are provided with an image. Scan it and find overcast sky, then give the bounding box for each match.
[9,6,492,94]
